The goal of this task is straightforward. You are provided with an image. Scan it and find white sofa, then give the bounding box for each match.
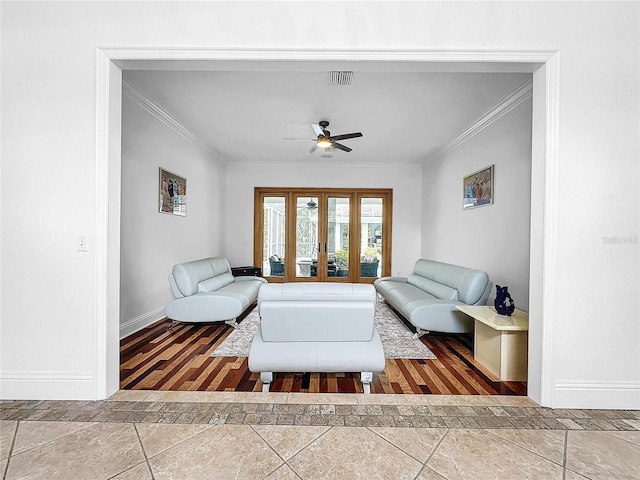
[374,259,491,337]
[248,282,385,394]
[165,257,267,327]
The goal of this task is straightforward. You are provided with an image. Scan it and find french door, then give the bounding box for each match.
[255,188,392,283]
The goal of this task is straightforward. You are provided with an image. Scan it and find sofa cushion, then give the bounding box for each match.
[219,280,265,308]
[380,283,438,312]
[249,326,385,373]
[259,300,375,342]
[373,277,406,297]
[259,282,375,304]
[197,272,235,293]
[407,274,459,301]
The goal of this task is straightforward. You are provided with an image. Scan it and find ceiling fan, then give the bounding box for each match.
[296,198,318,210]
[286,121,363,153]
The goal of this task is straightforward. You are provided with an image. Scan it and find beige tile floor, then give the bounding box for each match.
[1,391,639,480]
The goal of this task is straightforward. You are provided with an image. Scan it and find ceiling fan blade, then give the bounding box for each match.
[311,124,324,136]
[332,142,352,152]
[331,132,363,141]
[284,138,316,141]
[309,144,318,154]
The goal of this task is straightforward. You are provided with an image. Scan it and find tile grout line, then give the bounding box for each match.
[366,425,433,467]
[133,423,157,480]
[248,424,289,478]
[601,429,640,447]
[2,420,19,480]
[420,427,451,479]
[249,423,329,479]
[562,430,568,480]
[484,429,565,468]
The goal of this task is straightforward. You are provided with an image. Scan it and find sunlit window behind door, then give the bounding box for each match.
[360,198,382,278]
[263,196,285,276]
[329,197,350,277]
[295,197,318,278]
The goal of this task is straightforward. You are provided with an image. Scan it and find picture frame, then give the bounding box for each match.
[159,168,187,216]
[463,165,494,209]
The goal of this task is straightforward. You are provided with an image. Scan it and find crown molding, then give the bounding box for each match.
[123,79,197,143]
[123,79,224,163]
[429,78,533,161]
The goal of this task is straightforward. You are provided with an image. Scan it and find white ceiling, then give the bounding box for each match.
[123,64,532,166]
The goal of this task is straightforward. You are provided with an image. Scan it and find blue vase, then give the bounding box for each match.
[494,285,515,316]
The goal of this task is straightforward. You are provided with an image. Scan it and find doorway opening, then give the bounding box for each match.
[99,49,557,405]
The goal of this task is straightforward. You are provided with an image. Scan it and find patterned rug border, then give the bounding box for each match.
[211,301,436,359]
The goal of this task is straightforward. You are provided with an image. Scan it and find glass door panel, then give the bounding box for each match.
[360,197,382,278]
[328,196,351,279]
[295,196,319,279]
[263,196,286,277]
[255,188,391,282]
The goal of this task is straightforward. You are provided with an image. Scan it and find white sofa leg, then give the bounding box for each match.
[225,318,239,328]
[260,372,273,393]
[412,328,429,340]
[361,372,373,394]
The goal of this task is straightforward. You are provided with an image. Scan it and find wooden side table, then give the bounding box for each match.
[455,305,529,381]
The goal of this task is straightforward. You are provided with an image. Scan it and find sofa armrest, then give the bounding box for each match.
[168,273,183,298]
[404,299,474,334]
[165,292,244,322]
[234,276,268,284]
[374,276,408,285]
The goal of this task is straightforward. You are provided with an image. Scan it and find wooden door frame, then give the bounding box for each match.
[255,187,392,283]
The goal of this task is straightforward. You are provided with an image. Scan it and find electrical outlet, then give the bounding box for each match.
[77,235,88,252]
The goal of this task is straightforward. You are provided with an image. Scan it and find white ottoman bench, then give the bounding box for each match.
[248,282,385,394]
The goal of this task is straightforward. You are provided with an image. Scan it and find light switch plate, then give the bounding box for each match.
[77,235,88,252]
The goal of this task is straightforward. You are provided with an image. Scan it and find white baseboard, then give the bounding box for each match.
[554,381,640,410]
[120,306,166,339]
[0,371,95,400]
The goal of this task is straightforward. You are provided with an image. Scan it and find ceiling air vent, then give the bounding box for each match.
[328,71,354,86]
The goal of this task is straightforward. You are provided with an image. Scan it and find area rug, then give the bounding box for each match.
[211,301,436,359]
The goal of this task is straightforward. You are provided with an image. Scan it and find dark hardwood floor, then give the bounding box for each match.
[120,306,526,395]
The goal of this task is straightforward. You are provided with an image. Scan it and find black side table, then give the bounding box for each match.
[231,266,262,277]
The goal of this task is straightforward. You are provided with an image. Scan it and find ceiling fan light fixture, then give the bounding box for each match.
[316,137,332,148]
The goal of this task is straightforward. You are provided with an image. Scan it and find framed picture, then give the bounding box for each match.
[159,168,187,216]
[463,165,494,209]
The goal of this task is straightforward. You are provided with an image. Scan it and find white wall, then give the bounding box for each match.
[119,93,224,338]
[224,163,422,275]
[421,100,532,311]
[1,1,638,407]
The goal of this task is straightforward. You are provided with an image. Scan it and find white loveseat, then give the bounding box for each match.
[165,257,267,327]
[374,259,491,337]
[248,282,385,394]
